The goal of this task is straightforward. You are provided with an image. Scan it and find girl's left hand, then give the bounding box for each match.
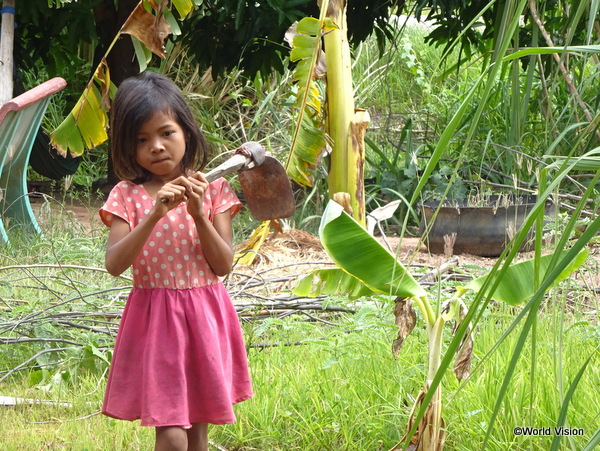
[184,171,210,219]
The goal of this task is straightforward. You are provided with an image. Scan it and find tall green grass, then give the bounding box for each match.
[2,290,598,450]
[358,4,600,449]
[355,14,600,212]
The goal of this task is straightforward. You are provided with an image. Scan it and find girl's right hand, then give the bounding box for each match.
[154,177,191,215]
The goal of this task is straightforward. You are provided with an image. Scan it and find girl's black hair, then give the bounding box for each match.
[110,71,208,183]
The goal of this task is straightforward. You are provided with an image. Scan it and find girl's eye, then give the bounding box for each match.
[163,130,174,137]
[136,137,147,144]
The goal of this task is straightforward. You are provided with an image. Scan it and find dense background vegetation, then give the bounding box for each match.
[2,1,600,449]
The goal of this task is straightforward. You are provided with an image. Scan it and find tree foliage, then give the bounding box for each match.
[14,0,97,80]
[415,0,598,64]
[13,0,407,85]
[179,0,406,78]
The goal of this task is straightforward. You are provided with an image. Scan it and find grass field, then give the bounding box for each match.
[1,219,598,450]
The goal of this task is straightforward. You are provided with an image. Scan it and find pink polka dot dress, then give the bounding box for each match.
[99,178,253,427]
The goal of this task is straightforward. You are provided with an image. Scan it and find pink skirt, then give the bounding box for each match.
[102,284,253,427]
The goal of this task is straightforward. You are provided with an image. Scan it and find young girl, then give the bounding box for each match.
[99,71,253,451]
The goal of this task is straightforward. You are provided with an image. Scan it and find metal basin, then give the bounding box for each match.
[419,195,555,257]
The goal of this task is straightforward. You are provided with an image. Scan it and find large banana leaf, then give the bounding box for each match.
[121,1,172,58]
[311,200,426,298]
[285,16,335,187]
[50,61,114,156]
[50,0,174,156]
[462,247,589,305]
[293,267,377,299]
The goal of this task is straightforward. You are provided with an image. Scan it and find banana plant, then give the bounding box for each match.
[288,1,600,448]
[286,0,369,225]
[293,199,589,450]
[236,1,370,265]
[50,0,196,156]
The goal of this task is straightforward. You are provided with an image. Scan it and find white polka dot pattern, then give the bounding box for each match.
[99,178,242,289]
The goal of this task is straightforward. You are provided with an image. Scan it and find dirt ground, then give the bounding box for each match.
[28,194,498,271]
[243,226,498,269]
[25,193,600,306]
[29,194,105,233]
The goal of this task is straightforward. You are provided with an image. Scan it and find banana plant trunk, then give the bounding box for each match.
[423,319,446,450]
[322,0,368,225]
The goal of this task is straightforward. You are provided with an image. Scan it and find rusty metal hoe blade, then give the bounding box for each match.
[238,155,295,221]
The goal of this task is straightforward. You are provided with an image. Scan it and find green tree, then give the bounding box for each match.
[15,0,138,87]
[38,0,404,206]
[13,0,404,87]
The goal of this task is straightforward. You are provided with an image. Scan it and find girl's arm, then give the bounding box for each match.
[105,213,161,277]
[184,172,235,276]
[193,211,234,277]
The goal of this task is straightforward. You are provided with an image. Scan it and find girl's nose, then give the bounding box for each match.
[150,137,165,153]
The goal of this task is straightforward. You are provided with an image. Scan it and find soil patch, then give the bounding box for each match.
[30,193,105,234]
[233,228,499,271]
[26,189,508,272]
[27,190,598,289]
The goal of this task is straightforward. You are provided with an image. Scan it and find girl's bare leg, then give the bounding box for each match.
[155,426,188,451]
[186,423,209,451]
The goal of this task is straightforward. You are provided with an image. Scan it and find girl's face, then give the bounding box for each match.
[135,111,187,182]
